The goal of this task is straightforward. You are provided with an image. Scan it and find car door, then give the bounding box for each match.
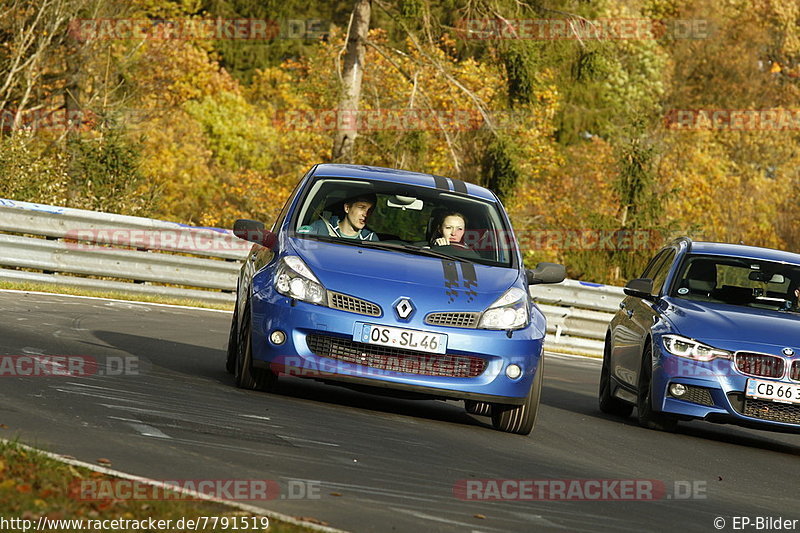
[611,248,675,387]
[626,249,676,387]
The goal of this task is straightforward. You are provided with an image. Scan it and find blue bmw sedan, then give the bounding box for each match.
[601,237,800,432]
[226,164,565,435]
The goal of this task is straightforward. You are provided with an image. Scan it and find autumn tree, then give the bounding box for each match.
[332,0,371,161]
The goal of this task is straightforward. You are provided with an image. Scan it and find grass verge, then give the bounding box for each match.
[0,281,234,311]
[0,440,331,532]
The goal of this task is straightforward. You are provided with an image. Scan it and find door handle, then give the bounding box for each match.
[626,309,633,318]
[619,302,626,309]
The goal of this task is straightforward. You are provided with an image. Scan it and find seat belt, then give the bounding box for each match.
[320,217,339,237]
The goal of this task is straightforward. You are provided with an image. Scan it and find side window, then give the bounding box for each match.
[271,176,306,233]
[640,250,667,279]
[650,250,677,295]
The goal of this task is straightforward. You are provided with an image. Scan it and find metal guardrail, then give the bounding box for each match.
[530,279,623,357]
[0,199,248,259]
[0,198,249,304]
[0,198,620,355]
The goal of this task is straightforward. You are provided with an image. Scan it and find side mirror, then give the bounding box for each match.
[624,278,655,300]
[526,263,566,285]
[233,219,277,249]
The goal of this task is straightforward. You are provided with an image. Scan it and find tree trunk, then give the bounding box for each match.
[332,0,371,162]
[64,40,83,134]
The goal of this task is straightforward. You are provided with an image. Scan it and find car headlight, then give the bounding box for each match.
[274,256,326,305]
[662,335,732,362]
[478,287,529,330]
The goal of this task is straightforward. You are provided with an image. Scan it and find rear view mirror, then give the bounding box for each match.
[748,271,784,284]
[386,195,424,210]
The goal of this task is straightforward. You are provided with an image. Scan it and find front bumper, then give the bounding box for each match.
[249,288,543,403]
[652,344,800,432]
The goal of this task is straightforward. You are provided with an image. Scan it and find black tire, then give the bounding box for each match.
[225,304,238,374]
[465,400,492,417]
[637,342,678,431]
[598,336,634,417]
[491,359,544,435]
[235,305,278,392]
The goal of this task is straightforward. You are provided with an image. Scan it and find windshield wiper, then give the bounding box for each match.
[300,234,479,262]
[401,243,473,261]
[351,240,477,262]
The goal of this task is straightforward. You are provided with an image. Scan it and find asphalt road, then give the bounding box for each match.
[1,291,799,532]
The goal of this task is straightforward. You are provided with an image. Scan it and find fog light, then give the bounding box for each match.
[506,364,522,379]
[669,383,687,397]
[270,330,286,345]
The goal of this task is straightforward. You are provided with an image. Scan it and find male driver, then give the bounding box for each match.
[306,193,379,241]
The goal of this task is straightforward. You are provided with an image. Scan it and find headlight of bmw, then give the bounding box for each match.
[478,287,529,330]
[662,334,732,362]
[274,256,326,305]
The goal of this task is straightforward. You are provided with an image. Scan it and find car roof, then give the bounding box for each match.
[311,164,498,202]
[689,241,800,264]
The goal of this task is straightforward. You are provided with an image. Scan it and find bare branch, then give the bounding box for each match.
[336,10,355,87]
[373,0,497,135]
[365,39,462,173]
[0,0,86,123]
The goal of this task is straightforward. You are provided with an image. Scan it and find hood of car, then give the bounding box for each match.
[665,297,800,351]
[288,238,520,310]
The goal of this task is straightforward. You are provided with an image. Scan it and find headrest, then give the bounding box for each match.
[686,261,717,283]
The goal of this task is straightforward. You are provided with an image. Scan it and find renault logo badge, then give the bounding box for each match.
[395,298,414,320]
[783,347,795,356]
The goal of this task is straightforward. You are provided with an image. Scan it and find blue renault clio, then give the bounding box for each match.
[226,164,565,435]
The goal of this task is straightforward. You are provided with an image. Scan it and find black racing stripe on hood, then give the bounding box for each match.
[460,262,478,303]
[442,259,459,303]
[432,174,449,191]
[450,178,468,194]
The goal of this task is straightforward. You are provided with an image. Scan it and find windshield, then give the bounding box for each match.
[671,254,800,312]
[291,177,516,267]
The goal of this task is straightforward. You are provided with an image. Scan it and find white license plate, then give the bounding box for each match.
[745,378,800,405]
[355,323,447,354]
